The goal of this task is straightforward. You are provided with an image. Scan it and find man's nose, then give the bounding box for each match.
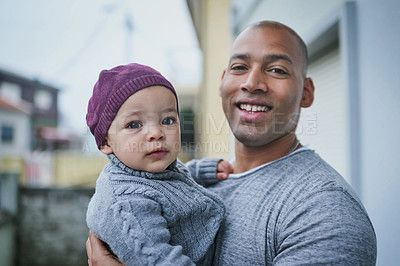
[240,68,268,93]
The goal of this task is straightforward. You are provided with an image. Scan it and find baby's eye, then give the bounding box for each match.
[162,117,176,125]
[127,121,142,129]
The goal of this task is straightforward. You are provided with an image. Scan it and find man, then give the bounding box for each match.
[86,21,377,265]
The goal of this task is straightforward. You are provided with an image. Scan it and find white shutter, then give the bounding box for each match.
[298,47,349,180]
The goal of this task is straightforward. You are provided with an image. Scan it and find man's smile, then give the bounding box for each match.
[238,103,271,113]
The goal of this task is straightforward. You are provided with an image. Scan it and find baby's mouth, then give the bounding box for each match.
[147,147,168,155]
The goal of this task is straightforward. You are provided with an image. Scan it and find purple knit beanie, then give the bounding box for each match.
[86,63,178,149]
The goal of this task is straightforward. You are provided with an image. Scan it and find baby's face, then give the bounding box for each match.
[101,86,180,172]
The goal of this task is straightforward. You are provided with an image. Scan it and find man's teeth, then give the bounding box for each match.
[240,104,268,112]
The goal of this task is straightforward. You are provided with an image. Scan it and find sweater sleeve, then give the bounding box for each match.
[103,195,196,266]
[273,189,377,265]
[185,158,222,187]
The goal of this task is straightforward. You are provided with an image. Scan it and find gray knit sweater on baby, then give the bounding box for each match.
[206,148,376,265]
[86,154,225,265]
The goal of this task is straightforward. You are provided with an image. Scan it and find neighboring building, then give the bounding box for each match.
[0,68,73,154]
[186,0,232,160]
[0,68,84,187]
[186,0,400,265]
[0,96,31,157]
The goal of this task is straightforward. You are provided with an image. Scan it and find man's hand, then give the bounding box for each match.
[86,231,125,266]
[217,160,233,180]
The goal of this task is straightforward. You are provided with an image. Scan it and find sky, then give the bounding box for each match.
[0,0,202,137]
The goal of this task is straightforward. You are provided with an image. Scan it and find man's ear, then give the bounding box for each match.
[100,139,113,155]
[300,77,315,108]
[219,69,227,97]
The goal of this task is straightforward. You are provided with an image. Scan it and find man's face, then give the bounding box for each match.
[219,26,313,147]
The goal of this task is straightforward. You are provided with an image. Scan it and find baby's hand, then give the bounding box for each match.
[217,160,233,181]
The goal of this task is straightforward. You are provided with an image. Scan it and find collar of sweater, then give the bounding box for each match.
[107,154,179,180]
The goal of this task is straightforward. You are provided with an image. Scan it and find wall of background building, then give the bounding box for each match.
[232,0,345,38]
[194,0,233,159]
[300,47,348,179]
[0,110,30,157]
[357,0,400,264]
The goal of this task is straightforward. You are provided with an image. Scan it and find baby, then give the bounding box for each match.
[86,63,229,265]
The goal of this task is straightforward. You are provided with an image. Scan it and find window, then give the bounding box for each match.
[34,89,52,110]
[0,82,21,103]
[1,124,14,143]
[180,109,195,160]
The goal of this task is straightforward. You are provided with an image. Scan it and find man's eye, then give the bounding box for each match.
[231,65,247,71]
[270,68,288,75]
[127,121,142,129]
[162,117,175,125]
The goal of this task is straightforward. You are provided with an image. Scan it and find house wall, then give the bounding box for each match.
[0,70,60,153]
[0,72,59,125]
[232,0,346,40]
[357,0,400,264]
[0,110,30,157]
[299,46,349,179]
[195,0,233,159]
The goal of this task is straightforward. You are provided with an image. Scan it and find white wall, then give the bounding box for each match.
[299,47,349,180]
[0,110,30,157]
[357,0,400,265]
[233,0,345,42]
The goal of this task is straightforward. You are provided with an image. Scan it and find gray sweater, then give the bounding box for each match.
[86,154,225,265]
[206,149,377,265]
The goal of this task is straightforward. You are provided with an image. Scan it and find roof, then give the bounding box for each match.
[37,127,73,142]
[0,96,32,114]
[0,68,60,92]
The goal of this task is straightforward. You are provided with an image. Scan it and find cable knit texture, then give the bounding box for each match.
[207,149,377,265]
[186,158,223,186]
[86,155,225,266]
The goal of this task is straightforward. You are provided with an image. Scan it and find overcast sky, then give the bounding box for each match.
[0,0,201,135]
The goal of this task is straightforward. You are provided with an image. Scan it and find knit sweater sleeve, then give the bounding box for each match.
[185,158,222,186]
[104,195,195,266]
[273,189,377,265]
